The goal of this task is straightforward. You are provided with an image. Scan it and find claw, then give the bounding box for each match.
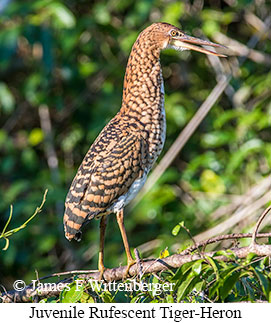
[123,258,136,279]
[98,263,106,281]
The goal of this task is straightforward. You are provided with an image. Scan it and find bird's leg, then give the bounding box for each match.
[116,209,135,278]
[98,215,107,280]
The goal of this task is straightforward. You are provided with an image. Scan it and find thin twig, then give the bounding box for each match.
[36,269,100,281]
[134,248,143,279]
[180,232,271,255]
[0,189,48,249]
[39,105,60,185]
[251,205,271,246]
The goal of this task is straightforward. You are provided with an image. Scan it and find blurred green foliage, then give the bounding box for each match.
[0,0,271,301]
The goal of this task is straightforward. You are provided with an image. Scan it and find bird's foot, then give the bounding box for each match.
[123,258,136,280]
[98,264,107,281]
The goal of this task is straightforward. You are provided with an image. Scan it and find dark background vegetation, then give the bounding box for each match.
[0,0,270,295]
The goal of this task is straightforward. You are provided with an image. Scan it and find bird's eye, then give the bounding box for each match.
[170,30,181,37]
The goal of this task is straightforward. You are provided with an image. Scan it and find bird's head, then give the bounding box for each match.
[141,22,226,57]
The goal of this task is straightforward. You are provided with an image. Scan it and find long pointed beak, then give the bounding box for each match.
[170,34,227,57]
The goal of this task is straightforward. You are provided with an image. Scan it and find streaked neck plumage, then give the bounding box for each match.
[119,32,166,169]
[120,35,164,118]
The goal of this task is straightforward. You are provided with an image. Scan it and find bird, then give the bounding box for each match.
[63,22,226,278]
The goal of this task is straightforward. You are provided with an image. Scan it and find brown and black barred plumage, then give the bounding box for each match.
[63,23,226,276]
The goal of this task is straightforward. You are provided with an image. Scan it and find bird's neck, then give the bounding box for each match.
[120,41,164,118]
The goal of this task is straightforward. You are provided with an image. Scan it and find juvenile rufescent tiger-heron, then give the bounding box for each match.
[63,22,226,278]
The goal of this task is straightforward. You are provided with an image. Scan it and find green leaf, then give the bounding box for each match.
[209,280,220,299]
[171,221,184,236]
[166,294,174,303]
[162,2,185,26]
[226,139,264,173]
[171,261,196,281]
[100,290,115,303]
[213,109,241,129]
[93,3,111,25]
[171,224,181,236]
[201,131,235,148]
[28,128,44,146]
[241,277,255,302]
[220,271,241,301]
[0,82,15,113]
[245,252,258,264]
[48,2,76,28]
[205,256,220,281]
[80,292,95,303]
[177,273,200,301]
[253,268,270,300]
[60,282,84,303]
[212,249,236,261]
[191,260,202,276]
[200,169,226,194]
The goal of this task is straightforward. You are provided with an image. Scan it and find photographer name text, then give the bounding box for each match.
[29,279,175,296]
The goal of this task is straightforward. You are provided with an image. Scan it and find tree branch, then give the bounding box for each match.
[1,232,271,302]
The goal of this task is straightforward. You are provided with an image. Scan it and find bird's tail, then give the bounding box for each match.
[63,202,93,241]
